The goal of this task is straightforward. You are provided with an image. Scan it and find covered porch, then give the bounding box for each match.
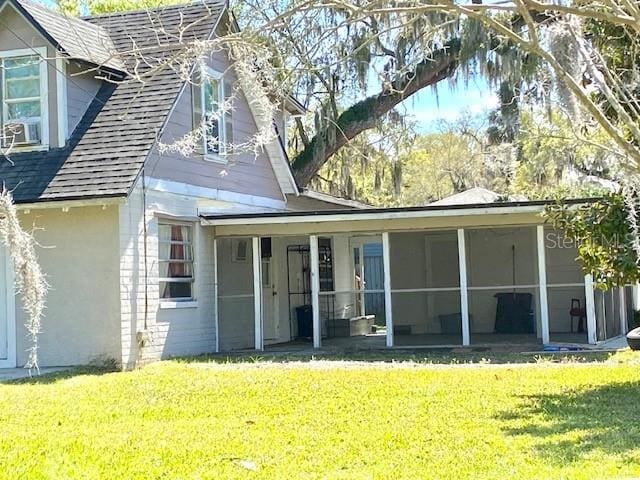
[203,201,634,352]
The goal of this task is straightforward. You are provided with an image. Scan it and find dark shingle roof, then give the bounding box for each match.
[15,0,125,72]
[0,0,224,203]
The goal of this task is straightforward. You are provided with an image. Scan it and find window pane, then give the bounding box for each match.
[158,242,193,261]
[4,57,39,79]
[7,101,40,119]
[160,281,192,299]
[205,116,220,154]
[158,224,172,242]
[171,225,191,242]
[159,261,193,279]
[159,224,192,242]
[203,78,219,114]
[6,78,39,99]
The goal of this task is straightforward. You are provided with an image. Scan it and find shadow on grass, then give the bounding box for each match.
[497,381,640,464]
[174,349,615,366]
[4,366,118,385]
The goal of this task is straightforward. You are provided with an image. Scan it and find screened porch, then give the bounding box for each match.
[205,205,634,352]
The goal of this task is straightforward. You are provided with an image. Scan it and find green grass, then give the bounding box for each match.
[1,352,640,479]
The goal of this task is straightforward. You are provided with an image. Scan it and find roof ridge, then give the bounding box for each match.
[13,0,125,72]
[83,0,225,20]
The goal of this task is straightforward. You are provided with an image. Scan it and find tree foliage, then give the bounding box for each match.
[57,0,188,15]
[510,110,620,199]
[544,193,640,289]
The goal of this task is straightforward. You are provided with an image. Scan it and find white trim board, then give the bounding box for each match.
[55,56,68,147]
[0,244,17,368]
[0,46,50,151]
[202,205,547,226]
[145,177,287,210]
[234,67,298,197]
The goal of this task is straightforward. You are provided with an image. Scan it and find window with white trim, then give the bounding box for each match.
[159,223,195,300]
[0,48,48,149]
[192,67,233,161]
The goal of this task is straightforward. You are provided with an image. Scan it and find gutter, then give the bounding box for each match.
[15,194,125,210]
[200,197,598,226]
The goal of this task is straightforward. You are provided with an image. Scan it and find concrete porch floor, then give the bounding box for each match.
[262,332,601,354]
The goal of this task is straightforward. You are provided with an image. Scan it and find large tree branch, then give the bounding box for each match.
[290,39,461,186]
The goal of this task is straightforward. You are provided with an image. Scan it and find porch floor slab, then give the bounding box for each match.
[262,332,594,353]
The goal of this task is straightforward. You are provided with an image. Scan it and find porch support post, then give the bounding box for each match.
[619,287,627,334]
[213,237,220,353]
[536,226,550,344]
[382,232,393,347]
[310,235,321,348]
[585,274,597,344]
[457,229,470,346]
[252,237,263,351]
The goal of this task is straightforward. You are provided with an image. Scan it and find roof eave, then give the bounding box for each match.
[200,197,600,225]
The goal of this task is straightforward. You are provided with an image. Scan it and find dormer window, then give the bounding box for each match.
[192,66,233,162]
[0,48,48,150]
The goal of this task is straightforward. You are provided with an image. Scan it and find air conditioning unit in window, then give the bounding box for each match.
[3,121,40,146]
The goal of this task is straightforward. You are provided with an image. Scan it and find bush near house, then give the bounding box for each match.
[0,353,639,479]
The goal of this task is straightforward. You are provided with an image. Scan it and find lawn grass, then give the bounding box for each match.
[1,352,640,479]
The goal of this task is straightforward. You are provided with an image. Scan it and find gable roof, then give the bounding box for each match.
[429,187,504,207]
[4,0,125,73]
[0,0,225,204]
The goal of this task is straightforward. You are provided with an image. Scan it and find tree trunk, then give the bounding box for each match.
[290,40,461,187]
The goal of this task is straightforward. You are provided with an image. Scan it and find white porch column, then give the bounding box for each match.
[213,237,220,353]
[457,229,470,346]
[252,237,263,350]
[310,235,321,348]
[584,274,597,344]
[536,226,550,344]
[382,232,393,347]
[619,287,628,334]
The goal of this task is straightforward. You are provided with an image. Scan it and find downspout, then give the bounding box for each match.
[142,167,149,332]
[135,167,151,356]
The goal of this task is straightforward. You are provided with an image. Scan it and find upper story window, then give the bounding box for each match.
[0,48,48,150]
[192,66,233,162]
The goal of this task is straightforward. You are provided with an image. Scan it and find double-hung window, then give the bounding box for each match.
[159,223,195,300]
[192,67,233,161]
[0,48,47,149]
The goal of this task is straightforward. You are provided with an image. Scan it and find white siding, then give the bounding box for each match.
[118,180,217,368]
[145,47,285,201]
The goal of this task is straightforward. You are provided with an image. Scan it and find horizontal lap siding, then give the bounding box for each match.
[67,64,102,136]
[145,49,284,200]
[119,182,217,368]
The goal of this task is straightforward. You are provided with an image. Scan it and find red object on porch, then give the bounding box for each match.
[569,298,586,333]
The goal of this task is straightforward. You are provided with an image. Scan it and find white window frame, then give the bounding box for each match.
[158,221,196,303]
[0,47,49,152]
[201,66,227,164]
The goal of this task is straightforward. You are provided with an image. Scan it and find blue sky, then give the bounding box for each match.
[400,76,498,131]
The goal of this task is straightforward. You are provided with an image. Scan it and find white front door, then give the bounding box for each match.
[0,246,16,368]
[262,254,279,341]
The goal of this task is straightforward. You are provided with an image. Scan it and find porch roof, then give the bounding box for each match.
[201,197,597,236]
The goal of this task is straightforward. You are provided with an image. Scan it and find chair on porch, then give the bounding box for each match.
[569,298,586,333]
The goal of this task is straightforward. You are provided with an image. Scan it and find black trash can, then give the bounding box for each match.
[295,305,313,338]
[494,293,534,334]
